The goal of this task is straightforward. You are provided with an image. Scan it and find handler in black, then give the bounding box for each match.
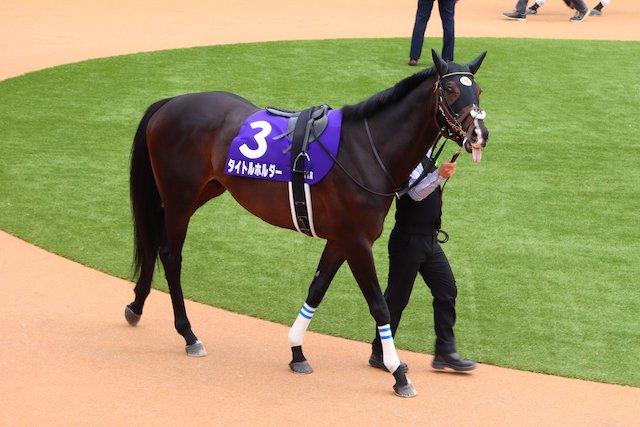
[369,157,476,372]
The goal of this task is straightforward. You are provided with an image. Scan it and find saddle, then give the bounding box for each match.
[266,105,332,237]
[267,105,331,147]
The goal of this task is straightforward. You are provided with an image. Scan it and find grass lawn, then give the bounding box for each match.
[1,37,639,387]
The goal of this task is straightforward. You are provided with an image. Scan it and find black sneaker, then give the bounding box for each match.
[502,11,526,21]
[570,9,590,22]
[368,352,409,373]
[432,352,477,372]
[588,9,601,16]
[526,7,537,15]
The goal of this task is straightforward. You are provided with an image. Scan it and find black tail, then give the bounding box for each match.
[130,98,173,280]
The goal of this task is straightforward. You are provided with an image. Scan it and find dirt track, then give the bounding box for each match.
[1,0,639,425]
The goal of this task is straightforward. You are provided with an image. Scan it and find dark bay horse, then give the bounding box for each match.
[126,49,488,397]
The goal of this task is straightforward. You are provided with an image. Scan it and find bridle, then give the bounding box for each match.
[313,71,486,198]
[395,72,486,197]
[433,71,486,154]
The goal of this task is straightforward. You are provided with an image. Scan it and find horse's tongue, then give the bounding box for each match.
[472,147,482,163]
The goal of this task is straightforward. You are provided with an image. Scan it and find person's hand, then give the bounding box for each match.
[437,162,457,178]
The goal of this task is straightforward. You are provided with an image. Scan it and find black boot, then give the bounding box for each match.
[432,352,476,372]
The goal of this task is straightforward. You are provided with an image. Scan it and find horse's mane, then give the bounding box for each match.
[341,67,437,120]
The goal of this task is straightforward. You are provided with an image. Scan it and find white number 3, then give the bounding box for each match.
[239,120,271,159]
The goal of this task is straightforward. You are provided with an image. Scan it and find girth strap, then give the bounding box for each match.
[289,106,323,237]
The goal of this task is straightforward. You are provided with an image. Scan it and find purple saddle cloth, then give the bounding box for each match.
[225,109,342,184]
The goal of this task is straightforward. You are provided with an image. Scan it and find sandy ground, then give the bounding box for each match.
[1,0,639,425]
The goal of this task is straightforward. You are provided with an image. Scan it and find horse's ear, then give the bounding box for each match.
[467,51,487,75]
[431,49,448,76]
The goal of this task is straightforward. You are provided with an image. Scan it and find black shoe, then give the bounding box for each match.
[369,352,409,373]
[432,352,476,372]
[502,11,526,21]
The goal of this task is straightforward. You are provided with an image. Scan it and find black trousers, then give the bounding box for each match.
[372,228,458,356]
[409,0,456,62]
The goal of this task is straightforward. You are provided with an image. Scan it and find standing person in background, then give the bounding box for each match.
[503,0,590,22]
[408,0,459,66]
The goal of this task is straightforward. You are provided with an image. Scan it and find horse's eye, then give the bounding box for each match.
[446,87,454,94]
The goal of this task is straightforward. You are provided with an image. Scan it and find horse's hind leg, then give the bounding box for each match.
[159,207,207,357]
[125,258,155,326]
[288,242,345,374]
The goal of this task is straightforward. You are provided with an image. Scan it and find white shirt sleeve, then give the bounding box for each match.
[407,161,445,202]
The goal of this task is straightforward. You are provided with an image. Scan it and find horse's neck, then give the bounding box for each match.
[370,81,440,185]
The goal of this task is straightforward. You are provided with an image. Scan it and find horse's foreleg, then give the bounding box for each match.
[288,242,345,374]
[345,240,417,398]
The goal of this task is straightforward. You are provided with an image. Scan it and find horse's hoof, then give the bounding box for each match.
[186,340,208,357]
[124,306,141,326]
[289,360,314,374]
[393,381,417,398]
[392,369,417,398]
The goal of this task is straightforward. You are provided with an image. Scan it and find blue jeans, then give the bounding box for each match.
[513,0,529,14]
[409,0,456,62]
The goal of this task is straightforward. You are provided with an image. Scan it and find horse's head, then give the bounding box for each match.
[431,49,488,163]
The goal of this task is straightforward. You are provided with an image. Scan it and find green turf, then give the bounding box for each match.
[1,37,639,387]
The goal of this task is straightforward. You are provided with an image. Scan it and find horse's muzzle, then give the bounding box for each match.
[463,109,488,163]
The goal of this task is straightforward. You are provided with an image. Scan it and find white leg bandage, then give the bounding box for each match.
[288,303,316,347]
[378,324,401,373]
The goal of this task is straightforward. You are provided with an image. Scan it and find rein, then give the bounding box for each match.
[364,117,395,188]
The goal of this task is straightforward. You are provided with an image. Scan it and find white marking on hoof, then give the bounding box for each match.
[186,340,208,357]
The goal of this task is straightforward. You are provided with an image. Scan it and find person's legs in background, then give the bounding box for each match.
[569,0,590,22]
[526,0,545,15]
[409,0,435,65]
[589,0,608,16]
[502,0,529,20]
[438,0,456,62]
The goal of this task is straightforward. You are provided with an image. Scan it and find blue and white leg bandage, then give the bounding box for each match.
[378,324,401,373]
[288,303,316,347]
